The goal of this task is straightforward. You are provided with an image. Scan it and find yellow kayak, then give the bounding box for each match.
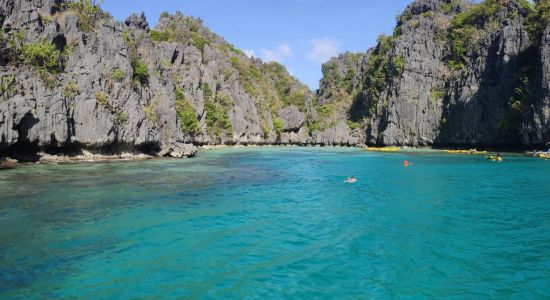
[534,152,550,159]
[444,149,488,155]
[486,155,503,162]
[365,146,401,152]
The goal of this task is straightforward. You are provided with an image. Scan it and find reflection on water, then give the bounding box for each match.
[0,148,549,298]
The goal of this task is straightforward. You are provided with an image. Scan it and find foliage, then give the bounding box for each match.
[273,117,284,138]
[95,90,130,126]
[150,30,172,43]
[441,1,461,14]
[347,120,362,130]
[217,42,245,56]
[114,110,129,125]
[39,13,53,25]
[497,46,537,139]
[518,0,533,11]
[446,0,505,70]
[392,56,406,75]
[95,91,111,109]
[1,30,24,65]
[66,0,105,32]
[62,82,80,99]
[420,11,433,18]
[191,31,211,54]
[430,87,445,102]
[205,99,233,140]
[350,34,400,120]
[132,60,149,85]
[202,82,212,101]
[124,31,149,86]
[525,0,550,41]
[175,88,201,135]
[112,69,125,82]
[0,74,16,100]
[144,96,159,124]
[203,82,233,140]
[452,0,501,28]
[397,11,414,25]
[310,102,337,131]
[216,92,235,107]
[160,11,170,19]
[38,69,57,90]
[22,40,60,73]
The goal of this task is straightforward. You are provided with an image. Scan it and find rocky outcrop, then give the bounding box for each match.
[278,106,305,132]
[158,142,197,158]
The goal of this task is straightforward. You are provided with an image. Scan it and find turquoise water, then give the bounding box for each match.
[0,147,549,299]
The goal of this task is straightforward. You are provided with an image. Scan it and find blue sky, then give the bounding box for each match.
[102,0,412,90]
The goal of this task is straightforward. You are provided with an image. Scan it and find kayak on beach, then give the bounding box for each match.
[365,146,401,152]
[444,149,488,155]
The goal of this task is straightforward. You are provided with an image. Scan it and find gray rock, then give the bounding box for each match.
[277,106,305,132]
[158,142,197,158]
[125,12,149,31]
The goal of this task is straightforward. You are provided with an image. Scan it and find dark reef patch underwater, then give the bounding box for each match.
[0,148,549,298]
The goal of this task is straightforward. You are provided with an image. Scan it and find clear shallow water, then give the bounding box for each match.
[0,147,549,299]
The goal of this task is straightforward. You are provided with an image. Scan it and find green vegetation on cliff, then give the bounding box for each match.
[21,40,60,73]
[123,30,149,86]
[525,0,550,41]
[350,34,404,120]
[175,88,201,135]
[65,0,107,32]
[202,82,233,141]
[447,0,505,70]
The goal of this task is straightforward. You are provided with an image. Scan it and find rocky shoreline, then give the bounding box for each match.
[3,141,548,170]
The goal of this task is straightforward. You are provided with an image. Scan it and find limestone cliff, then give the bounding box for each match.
[317,0,550,148]
[0,0,313,161]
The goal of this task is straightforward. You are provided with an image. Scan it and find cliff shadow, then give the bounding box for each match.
[435,38,540,150]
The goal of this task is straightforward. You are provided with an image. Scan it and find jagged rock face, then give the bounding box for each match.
[0,1,169,159]
[0,0,314,160]
[439,0,536,147]
[369,1,453,147]
[317,52,368,107]
[278,105,305,132]
[525,25,550,144]
[317,0,549,148]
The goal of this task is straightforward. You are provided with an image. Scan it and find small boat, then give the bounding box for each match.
[444,149,488,155]
[365,146,401,152]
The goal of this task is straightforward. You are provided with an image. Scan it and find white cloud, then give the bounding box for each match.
[307,37,343,64]
[261,43,293,63]
[243,49,256,58]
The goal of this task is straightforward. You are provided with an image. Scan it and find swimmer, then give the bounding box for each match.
[345,176,357,183]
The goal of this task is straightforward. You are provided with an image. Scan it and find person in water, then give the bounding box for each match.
[496,152,502,159]
[345,176,357,183]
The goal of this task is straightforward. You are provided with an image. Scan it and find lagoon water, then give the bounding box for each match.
[0,148,549,299]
